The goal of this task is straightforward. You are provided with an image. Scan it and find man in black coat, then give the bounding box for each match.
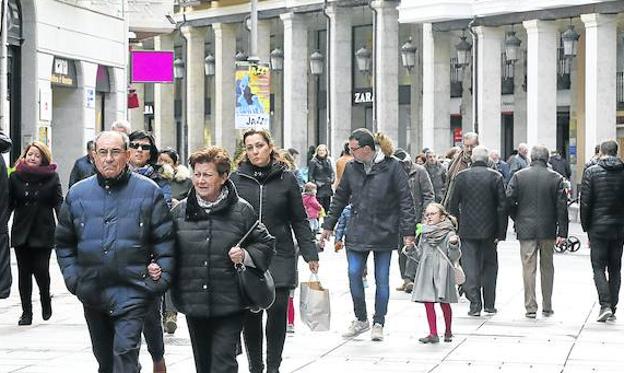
[320,128,416,342]
[56,131,174,373]
[549,150,571,180]
[448,146,507,316]
[0,132,11,299]
[580,140,624,322]
[507,145,568,319]
[68,140,96,188]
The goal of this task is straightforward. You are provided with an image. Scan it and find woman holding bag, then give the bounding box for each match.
[171,146,275,373]
[407,203,461,344]
[230,128,319,373]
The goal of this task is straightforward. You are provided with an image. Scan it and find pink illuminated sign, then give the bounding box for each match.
[131,50,174,83]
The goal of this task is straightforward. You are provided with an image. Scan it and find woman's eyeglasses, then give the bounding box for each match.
[129,143,153,151]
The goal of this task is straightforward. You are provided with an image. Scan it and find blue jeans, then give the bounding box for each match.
[346,249,392,326]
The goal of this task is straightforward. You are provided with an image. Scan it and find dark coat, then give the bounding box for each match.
[308,156,335,198]
[0,132,11,299]
[425,162,446,203]
[549,154,571,179]
[506,160,569,240]
[580,156,624,236]
[55,170,175,316]
[68,155,95,188]
[407,163,435,223]
[508,154,529,178]
[447,161,508,240]
[172,180,275,318]
[230,161,318,289]
[322,153,416,251]
[494,160,511,184]
[9,165,63,248]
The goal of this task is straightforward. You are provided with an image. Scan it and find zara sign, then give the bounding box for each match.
[353,88,374,105]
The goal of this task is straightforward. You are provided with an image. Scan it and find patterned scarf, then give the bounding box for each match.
[421,218,455,246]
[196,187,229,212]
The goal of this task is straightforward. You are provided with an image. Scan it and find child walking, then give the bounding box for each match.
[406,203,461,344]
[302,182,323,234]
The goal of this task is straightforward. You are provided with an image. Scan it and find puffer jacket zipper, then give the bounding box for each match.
[237,173,264,223]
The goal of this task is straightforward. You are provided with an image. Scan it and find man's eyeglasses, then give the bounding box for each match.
[96,149,125,158]
[129,143,153,151]
[349,146,362,152]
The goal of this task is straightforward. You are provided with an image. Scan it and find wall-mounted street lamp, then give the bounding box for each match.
[310,50,324,76]
[173,57,185,80]
[401,37,417,72]
[204,54,215,77]
[270,47,284,71]
[562,24,580,58]
[355,45,372,75]
[455,34,472,68]
[504,30,522,64]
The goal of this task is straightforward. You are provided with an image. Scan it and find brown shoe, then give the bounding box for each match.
[153,359,166,373]
[164,312,177,334]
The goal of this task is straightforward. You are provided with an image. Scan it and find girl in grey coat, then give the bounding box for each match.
[406,203,461,344]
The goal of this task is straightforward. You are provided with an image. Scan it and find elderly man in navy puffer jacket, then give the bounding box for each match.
[55,131,174,373]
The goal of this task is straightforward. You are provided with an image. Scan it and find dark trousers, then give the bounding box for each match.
[589,234,624,313]
[0,233,11,299]
[461,239,498,312]
[243,288,290,372]
[84,305,147,373]
[398,250,417,281]
[318,195,331,213]
[14,246,51,315]
[142,296,165,362]
[187,313,244,373]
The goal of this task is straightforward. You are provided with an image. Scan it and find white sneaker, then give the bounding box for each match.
[371,323,384,341]
[342,319,370,338]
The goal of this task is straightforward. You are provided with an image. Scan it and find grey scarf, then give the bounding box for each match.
[421,219,455,246]
[196,187,229,212]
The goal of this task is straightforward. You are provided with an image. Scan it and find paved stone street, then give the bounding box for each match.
[1,221,623,372]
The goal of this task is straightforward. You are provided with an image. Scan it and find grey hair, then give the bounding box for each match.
[95,131,130,150]
[110,120,132,134]
[463,132,479,144]
[471,146,489,163]
[600,140,618,156]
[530,145,550,163]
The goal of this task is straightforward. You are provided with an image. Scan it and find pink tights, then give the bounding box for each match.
[424,302,452,336]
[287,296,295,325]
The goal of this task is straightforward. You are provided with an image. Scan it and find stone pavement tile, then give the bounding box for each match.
[563,360,624,372]
[446,335,573,365]
[566,340,624,364]
[432,361,564,373]
[295,356,433,373]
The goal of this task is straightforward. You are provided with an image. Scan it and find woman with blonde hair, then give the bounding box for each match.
[9,141,63,325]
[308,144,335,212]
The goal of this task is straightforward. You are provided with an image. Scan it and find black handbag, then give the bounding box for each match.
[234,221,275,312]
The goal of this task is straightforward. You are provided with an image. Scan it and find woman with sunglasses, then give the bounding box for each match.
[230,128,319,373]
[128,130,171,372]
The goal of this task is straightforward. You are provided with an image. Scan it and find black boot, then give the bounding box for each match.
[18,313,32,326]
[41,294,52,321]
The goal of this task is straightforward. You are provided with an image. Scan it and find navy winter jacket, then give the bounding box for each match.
[55,170,175,316]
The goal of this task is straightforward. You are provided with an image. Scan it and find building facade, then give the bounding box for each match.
[136,0,624,186]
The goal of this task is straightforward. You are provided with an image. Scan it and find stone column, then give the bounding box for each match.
[409,24,423,154]
[523,20,558,150]
[129,82,145,131]
[371,0,399,141]
[280,13,308,162]
[422,24,451,154]
[213,23,237,154]
[582,13,617,159]
[461,54,473,135]
[513,31,528,147]
[327,3,352,158]
[181,26,206,155]
[256,20,271,65]
[154,34,176,149]
[475,26,503,150]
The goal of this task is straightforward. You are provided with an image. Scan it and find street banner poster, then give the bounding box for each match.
[235,62,271,129]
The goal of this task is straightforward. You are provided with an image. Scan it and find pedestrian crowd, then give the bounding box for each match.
[0,120,622,373]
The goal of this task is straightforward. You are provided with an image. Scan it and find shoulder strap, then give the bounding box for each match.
[434,244,455,268]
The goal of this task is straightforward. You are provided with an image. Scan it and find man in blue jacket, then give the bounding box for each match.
[56,131,174,373]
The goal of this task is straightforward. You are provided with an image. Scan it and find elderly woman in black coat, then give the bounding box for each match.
[230,128,319,373]
[9,141,63,325]
[172,146,275,373]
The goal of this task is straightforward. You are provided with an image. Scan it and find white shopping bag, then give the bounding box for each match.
[299,274,331,331]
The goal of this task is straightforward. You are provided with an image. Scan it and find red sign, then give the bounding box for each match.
[453,127,462,142]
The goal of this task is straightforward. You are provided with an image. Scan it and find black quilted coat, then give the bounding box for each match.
[172,180,275,318]
[580,156,624,236]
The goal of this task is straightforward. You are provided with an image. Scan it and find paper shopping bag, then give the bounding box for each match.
[299,276,331,331]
